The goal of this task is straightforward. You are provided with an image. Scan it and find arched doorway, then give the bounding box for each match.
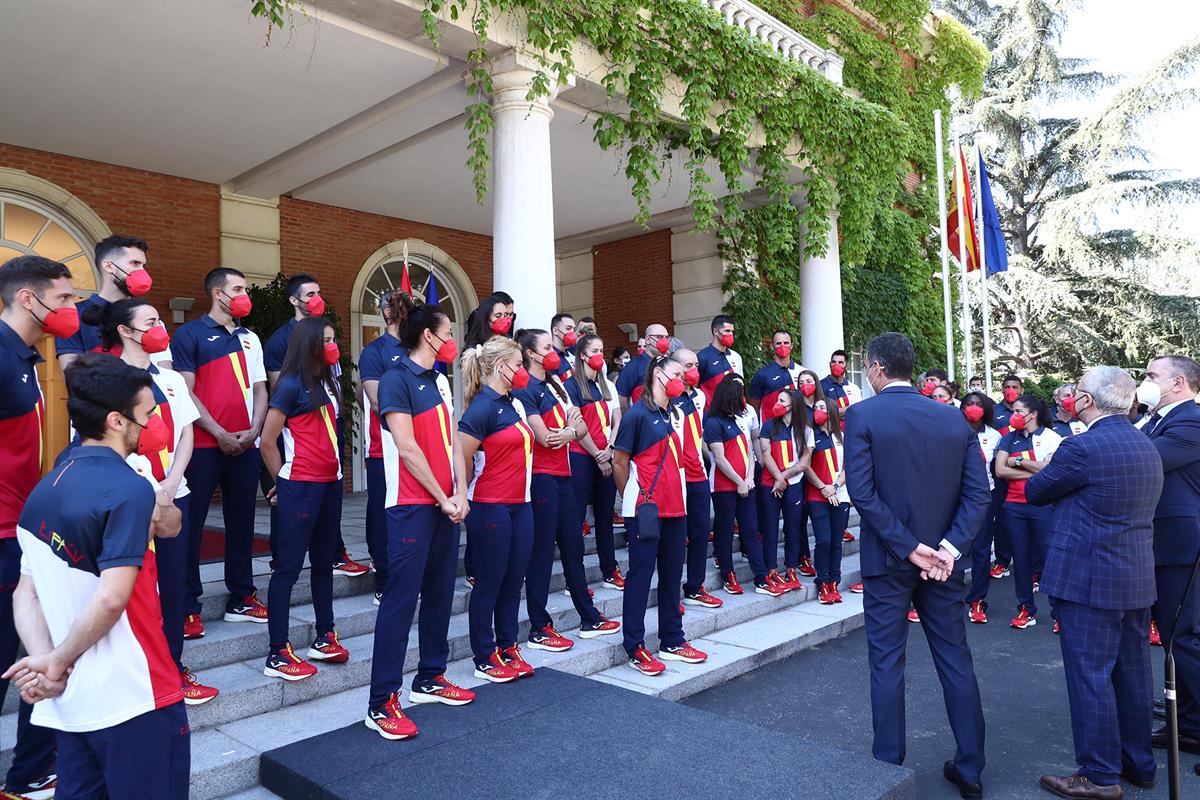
[349,240,478,490]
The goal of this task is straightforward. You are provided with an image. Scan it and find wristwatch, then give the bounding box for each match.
[1015,454,1025,467]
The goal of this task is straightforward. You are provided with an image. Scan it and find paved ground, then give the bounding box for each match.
[685,576,1200,800]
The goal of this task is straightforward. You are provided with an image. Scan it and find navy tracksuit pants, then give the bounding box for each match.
[569,452,619,578]
[466,502,534,662]
[682,481,712,595]
[965,484,1006,605]
[364,457,389,594]
[158,493,191,670]
[712,490,767,583]
[267,478,341,652]
[368,505,458,706]
[526,473,601,632]
[1,538,56,791]
[184,446,261,611]
[622,515,686,656]
[809,499,850,584]
[55,702,189,800]
[1005,501,1053,617]
[760,482,806,572]
[992,478,1012,566]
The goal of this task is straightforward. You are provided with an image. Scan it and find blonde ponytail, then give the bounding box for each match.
[463,335,521,404]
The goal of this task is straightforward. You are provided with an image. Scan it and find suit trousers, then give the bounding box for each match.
[1153,563,1200,736]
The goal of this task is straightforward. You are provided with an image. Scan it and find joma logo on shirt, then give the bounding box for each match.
[36,521,85,564]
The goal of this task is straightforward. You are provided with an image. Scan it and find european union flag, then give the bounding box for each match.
[977,151,1008,274]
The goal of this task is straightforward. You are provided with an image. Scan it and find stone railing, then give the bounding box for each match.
[702,0,844,85]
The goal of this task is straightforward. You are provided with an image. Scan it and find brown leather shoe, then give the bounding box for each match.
[1039,774,1121,799]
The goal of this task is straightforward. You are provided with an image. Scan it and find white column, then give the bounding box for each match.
[800,210,845,371]
[490,52,572,331]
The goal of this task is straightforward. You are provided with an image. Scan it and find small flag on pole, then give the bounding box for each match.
[976,152,1008,274]
[400,242,412,294]
[947,146,980,272]
[424,271,447,374]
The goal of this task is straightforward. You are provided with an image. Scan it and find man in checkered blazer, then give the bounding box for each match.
[1027,366,1164,799]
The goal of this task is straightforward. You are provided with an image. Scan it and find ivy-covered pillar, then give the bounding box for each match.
[800,210,844,369]
[490,51,572,330]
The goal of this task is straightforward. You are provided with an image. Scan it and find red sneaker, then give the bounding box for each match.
[660,641,708,664]
[683,586,723,608]
[783,567,803,592]
[365,692,418,740]
[723,572,744,595]
[1032,572,1041,593]
[180,669,219,705]
[798,556,816,578]
[818,582,836,605]
[410,675,476,705]
[225,593,268,624]
[843,529,856,542]
[579,617,621,639]
[612,512,625,527]
[1011,607,1037,629]
[968,600,988,624]
[582,520,591,536]
[1150,620,1162,647]
[502,645,535,678]
[473,650,521,684]
[307,631,350,663]
[264,644,317,681]
[464,574,476,588]
[848,581,864,594]
[183,613,205,639]
[766,571,791,594]
[755,578,785,597]
[603,567,626,591]
[628,645,666,676]
[831,583,844,602]
[1054,619,1061,635]
[528,624,574,652]
[989,562,1010,579]
[707,531,714,542]
[908,609,921,623]
[332,551,369,577]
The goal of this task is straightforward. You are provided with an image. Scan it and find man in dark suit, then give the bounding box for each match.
[1027,366,1163,799]
[1141,355,1200,754]
[844,333,991,799]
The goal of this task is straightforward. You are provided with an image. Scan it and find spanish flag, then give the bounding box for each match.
[946,145,980,272]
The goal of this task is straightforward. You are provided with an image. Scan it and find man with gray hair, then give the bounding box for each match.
[1052,383,1088,439]
[1027,366,1164,798]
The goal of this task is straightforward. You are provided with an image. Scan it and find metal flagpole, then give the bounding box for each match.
[975,143,993,394]
[934,109,956,380]
[954,130,973,382]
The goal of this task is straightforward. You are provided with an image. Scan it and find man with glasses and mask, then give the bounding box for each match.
[617,322,670,412]
[56,235,153,370]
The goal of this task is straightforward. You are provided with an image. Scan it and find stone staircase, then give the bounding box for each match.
[1,499,866,800]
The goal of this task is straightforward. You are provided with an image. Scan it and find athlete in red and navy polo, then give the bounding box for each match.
[696,314,744,405]
[457,338,536,683]
[565,334,624,589]
[704,374,779,597]
[803,399,850,604]
[549,312,577,382]
[758,389,814,593]
[6,355,188,799]
[0,255,74,797]
[749,329,804,423]
[616,322,669,411]
[820,349,863,413]
[515,329,619,651]
[358,290,410,602]
[55,234,151,369]
[1051,384,1088,439]
[366,298,475,741]
[613,355,708,675]
[260,318,350,682]
[994,374,1024,435]
[988,373,1025,577]
[171,268,269,625]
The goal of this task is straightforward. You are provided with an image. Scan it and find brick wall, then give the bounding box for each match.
[591,228,675,355]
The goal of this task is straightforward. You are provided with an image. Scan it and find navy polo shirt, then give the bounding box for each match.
[749,361,797,422]
[55,293,114,357]
[170,314,266,448]
[553,346,574,382]
[613,402,686,517]
[616,352,652,401]
[263,318,298,373]
[0,320,45,538]
[696,344,736,403]
[378,356,455,505]
[458,386,533,504]
[360,332,409,460]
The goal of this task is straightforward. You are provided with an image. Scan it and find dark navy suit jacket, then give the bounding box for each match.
[1027,414,1163,610]
[844,384,991,578]
[1144,400,1200,566]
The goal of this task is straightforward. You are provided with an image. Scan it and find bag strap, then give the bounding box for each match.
[638,420,673,502]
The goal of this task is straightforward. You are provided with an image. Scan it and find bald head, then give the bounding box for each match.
[645,323,669,339]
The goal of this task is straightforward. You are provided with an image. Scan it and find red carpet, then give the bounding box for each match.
[200,528,272,564]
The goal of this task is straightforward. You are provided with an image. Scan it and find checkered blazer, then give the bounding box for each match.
[1026,414,1164,610]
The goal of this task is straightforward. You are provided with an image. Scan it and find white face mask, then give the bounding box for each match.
[1136,380,1162,409]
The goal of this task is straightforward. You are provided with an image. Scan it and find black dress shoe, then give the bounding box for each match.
[1119,770,1154,789]
[1038,774,1122,799]
[1154,706,1166,721]
[1150,727,1200,754]
[944,760,983,799]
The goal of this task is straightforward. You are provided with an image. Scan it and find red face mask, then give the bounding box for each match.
[963,405,984,424]
[1009,413,1028,431]
[1060,395,1076,416]
[800,383,816,397]
[122,268,153,297]
[719,332,735,348]
[36,302,80,338]
[664,377,686,398]
[684,367,700,387]
[323,342,340,365]
[586,353,606,372]
[490,316,512,335]
[226,293,252,318]
[139,325,170,354]
[541,350,561,372]
[813,408,829,427]
[433,334,458,364]
[655,337,671,354]
[772,401,789,418]
[774,344,791,359]
[135,414,170,456]
[561,330,578,348]
[508,366,530,390]
[1003,387,1020,404]
[935,396,950,404]
[637,346,646,356]
[830,362,846,378]
[921,380,937,396]
[305,294,326,316]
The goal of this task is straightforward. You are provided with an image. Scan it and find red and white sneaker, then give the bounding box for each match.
[1011,608,1037,629]
[365,692,418,740]
[180,669,219,705]
[628,645,666,676]
[908,609,921,623]
[843,529,856,542]
[683,587,723,608]
[579,617,621,639]
[818,582,836,605]
[603,567,626,591]
[183,613,206,639]
[989,562,1010,579]
[831,583,844,603]
[332,551,369,577]
[848,581,864,594]
[798,556,817,578]
[660,641,708,664]
[612,512,625,528]
[464,574,476,589]
[766,571,791,594]
[1032,573,1041,593]
[473,650,521,684]
[1054,620,1061,635]
[264,644,317,681]
[528,624,574,652]
[308,631,350,663]
[755,579,785,597]
[410,675,476,705]
[782,567,803,592]
[582,520,591,536]
[502,645,535,678]
[1150,620,1162,647]
[8,774,57,800]
[225,593,268,623]
[968,600,988,624]
[723,572,744,595]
